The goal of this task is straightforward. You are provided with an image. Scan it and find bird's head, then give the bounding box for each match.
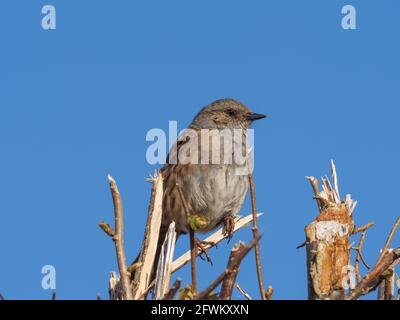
[191,98,267,129]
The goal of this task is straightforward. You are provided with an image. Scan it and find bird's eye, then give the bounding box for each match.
[227,109,236,116]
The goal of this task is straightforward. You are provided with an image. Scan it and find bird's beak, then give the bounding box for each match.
[245,113,267,121]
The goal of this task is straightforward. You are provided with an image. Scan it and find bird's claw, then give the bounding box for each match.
[194,238,213,266]
[223,216,235,243]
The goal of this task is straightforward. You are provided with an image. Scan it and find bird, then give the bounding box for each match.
[132,98,266,283]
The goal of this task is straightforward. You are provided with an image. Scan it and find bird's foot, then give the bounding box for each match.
[194,238,213,266]
[223,215,235,242]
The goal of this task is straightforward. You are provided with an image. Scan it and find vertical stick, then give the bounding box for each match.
[248,174,266,300]
[189,228,198,293]
[176,183,197,293]
[108,175,133,300]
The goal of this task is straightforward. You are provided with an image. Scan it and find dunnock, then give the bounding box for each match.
[156,98,266,268]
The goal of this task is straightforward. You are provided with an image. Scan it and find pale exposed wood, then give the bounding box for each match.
[305,161,355,300]
[132,172,163,299]
[236,283,253,300]
[154,221,176,300]
[171,213,261,273]
[330,159,340,202]
[108,271,123,300]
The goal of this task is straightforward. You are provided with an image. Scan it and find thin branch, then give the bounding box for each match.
[176,183,197,293]
[219,241,246,300]
[306,176,321,211]
[346,248,400,300]
[195,236,260,300]
[248,173,266,300]
[377,217,400,264]
[171,213,261,273]
[236,284,253,300]
[353,222,375,235]
[354,231,368,283]
[108,175,133,300]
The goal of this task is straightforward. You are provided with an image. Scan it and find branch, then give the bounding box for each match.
[107,175,133,300]
[236,284,252,300]
[219,241,246,300]
[248,173,266,300]
[195,236,260,300]
[132,172,163,299]
[171,213,262,272]
[353,222,374,235]
[346,248,400,300]
[138,213,262,299]
[354,230,368,283]
[376,217,400,264]
[154,221,176,300]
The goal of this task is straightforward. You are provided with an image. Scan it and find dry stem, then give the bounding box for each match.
[248,173,266,300]
[108,175,133,300]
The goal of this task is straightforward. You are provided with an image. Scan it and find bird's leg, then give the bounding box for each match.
[223,215,235,241]
[194,238,213,266]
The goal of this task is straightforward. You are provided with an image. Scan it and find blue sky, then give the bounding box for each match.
[0,0,399,300]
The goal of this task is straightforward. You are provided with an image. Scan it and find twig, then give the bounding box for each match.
[377,217,400,264]
[346,248,400,300]
[353,222,374,234]
[306,176,321,211]
[195,236,260,300]
[108,175,133,300]
[236,284,253,300]
[296,241,306,249]
[220,241,246,300]
[176,183,197,293]
[354,231,368,283]
[248,173,266,300]
[163,279,182,300]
